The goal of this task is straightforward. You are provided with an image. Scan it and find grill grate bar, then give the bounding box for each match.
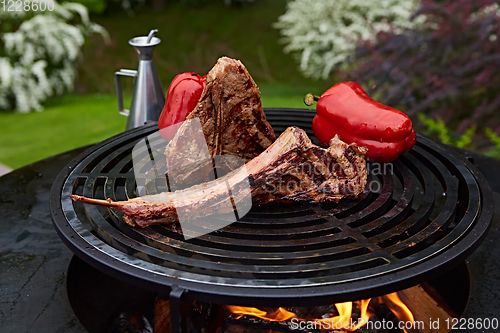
[76,204,385,277]
[52,109,493,307]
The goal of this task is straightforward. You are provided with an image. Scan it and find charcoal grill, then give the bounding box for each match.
[51,108,493,332]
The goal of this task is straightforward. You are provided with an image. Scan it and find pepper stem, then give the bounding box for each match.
[304,93,320,106]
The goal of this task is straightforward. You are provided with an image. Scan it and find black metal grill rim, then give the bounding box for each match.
[50,109,494,306]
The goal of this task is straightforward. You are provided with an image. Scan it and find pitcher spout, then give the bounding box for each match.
[115,29,166,130]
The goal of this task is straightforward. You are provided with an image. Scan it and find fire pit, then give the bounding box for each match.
[50,108,493,333]
[66,253,471,333]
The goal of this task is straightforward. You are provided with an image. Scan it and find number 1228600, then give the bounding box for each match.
[2,0,55,12]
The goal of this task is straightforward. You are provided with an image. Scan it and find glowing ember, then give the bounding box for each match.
[227,293,414,332]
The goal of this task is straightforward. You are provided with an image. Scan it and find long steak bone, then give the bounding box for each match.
[165,57,276,185]
[70,127,368,227]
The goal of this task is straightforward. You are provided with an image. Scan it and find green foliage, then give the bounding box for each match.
[223,0,255,6]
[0,2,108,112]
[273,0,423,79]
[78,0,329,95]
[417,114,476,148]
[483,128,500,159]
[176,0,255,6]
[62,0,108,14]
[344,0,500,145]
[456,127,477,149]
[61,0,147,16]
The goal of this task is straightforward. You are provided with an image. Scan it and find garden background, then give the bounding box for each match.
[1,0,500,170]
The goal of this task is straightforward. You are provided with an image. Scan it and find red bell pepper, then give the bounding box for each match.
[158,72,206,140]
[309,82,416,163]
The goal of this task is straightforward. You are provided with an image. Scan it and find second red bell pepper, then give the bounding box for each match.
[158,72,206,140]
[310,82,416,163]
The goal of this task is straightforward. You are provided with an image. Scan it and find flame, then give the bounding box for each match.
[227,293,414,332]
[314,300,370,331]
[226,306,296,321]
[227,299,372,332]
[382,292,414,333]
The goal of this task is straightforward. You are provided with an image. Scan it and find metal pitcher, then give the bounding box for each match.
[115,29,165,130]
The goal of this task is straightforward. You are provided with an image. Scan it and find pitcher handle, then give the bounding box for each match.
[115,69,137,117]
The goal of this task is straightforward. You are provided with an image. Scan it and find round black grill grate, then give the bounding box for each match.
[51,108,493,306]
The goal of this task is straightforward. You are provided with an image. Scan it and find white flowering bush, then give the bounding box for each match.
[274,0,425,79]
[0,2,108,112]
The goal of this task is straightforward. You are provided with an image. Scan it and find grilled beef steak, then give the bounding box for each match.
[71,127,368,227]
[165,57,276,185]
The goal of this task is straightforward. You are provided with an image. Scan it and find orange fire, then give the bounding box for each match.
[227,306,297,321]
[227,293,414,332]
[227,299,371,331]
[382,293,414,333]
[314,300,372,331]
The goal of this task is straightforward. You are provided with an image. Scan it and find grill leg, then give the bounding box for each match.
[169,286,185,333]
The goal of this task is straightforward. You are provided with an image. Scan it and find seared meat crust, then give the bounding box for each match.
[165,57,276,185]
[71,127,368,227]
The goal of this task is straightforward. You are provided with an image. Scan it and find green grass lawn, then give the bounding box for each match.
[0,88,314,170]
[0,95,127,169]
[79,0,330,95]
[0,0,327,170]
